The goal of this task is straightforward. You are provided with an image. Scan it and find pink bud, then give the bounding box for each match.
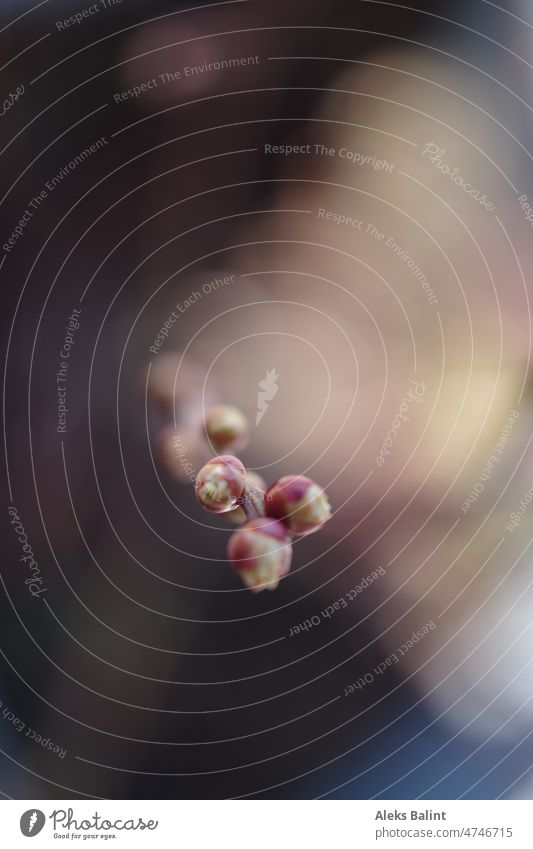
[204,405,249,453]
[228,517,292,592]
[265,475,331,535]
[195,455,246,514]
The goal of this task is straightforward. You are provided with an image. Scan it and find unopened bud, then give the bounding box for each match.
[195,455,246,513]
[204,405,249,453]
[265,475,331,535]
[228,517,292,592]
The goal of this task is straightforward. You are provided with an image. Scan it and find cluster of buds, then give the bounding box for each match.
[194,407,331,593]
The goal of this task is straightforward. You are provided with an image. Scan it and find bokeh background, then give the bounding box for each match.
[2,0,533,799]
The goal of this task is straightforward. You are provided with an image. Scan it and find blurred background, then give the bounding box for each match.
[2,0,533,799]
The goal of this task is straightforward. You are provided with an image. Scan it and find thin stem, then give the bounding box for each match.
[238,484,265,520]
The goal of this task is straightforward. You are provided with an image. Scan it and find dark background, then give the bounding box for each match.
[1,0,531,800]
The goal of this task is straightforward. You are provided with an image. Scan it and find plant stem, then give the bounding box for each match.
[239,484,266,520]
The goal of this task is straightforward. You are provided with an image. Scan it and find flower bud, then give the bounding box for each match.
[228,518,292,592]
[227,470,267,524]
[195,455,246,513]
[204,405,249,453]
[265,475,331,535]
